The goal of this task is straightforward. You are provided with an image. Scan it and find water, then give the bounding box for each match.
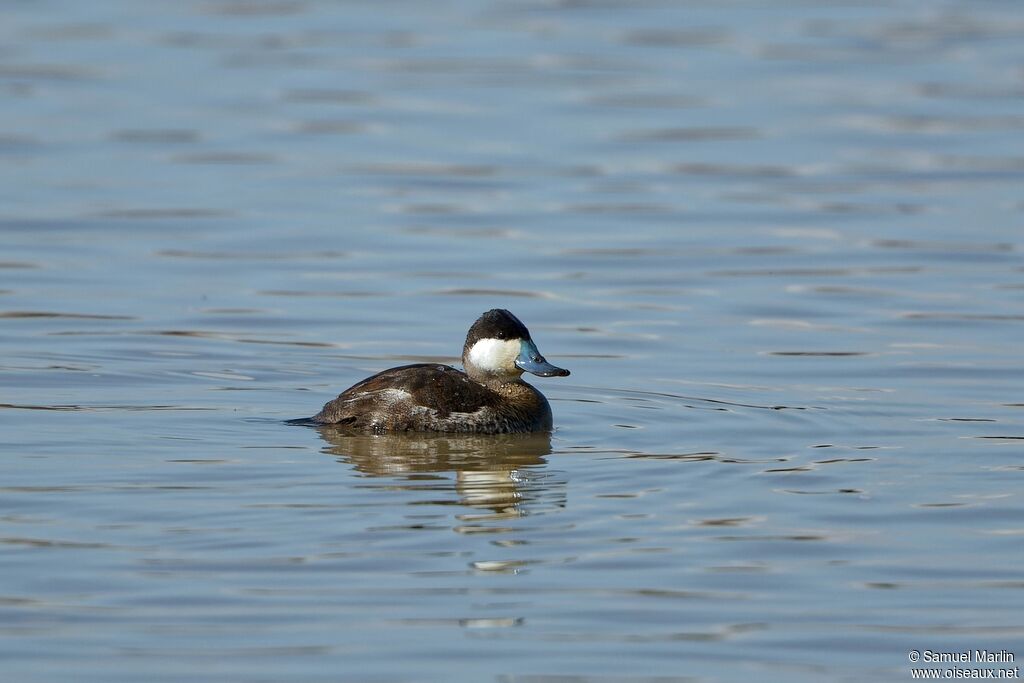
[2,1,1023,681]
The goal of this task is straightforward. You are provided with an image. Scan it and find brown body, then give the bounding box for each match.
[312,363,554,434]
[307,310,568,434]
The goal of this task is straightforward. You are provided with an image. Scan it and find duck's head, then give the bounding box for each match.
[462,309,570,383]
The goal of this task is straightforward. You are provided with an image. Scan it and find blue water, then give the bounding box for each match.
[2,1,1023,681]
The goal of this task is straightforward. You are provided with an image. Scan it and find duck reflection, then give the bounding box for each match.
[313,427,565,517]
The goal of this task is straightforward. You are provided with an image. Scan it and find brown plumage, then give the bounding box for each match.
[307,310,569,434]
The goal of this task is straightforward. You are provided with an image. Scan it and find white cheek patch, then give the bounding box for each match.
[467,338,521,374]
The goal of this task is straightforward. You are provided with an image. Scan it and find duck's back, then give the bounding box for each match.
[312,363,551,434]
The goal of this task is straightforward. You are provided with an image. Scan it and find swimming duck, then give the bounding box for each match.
[310,309,570,434]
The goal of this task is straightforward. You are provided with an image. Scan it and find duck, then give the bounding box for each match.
[308,309,570,434]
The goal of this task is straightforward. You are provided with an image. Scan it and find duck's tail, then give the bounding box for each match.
[284,416,320,427]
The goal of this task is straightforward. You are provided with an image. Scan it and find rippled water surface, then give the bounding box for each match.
[3,1,1024,681]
